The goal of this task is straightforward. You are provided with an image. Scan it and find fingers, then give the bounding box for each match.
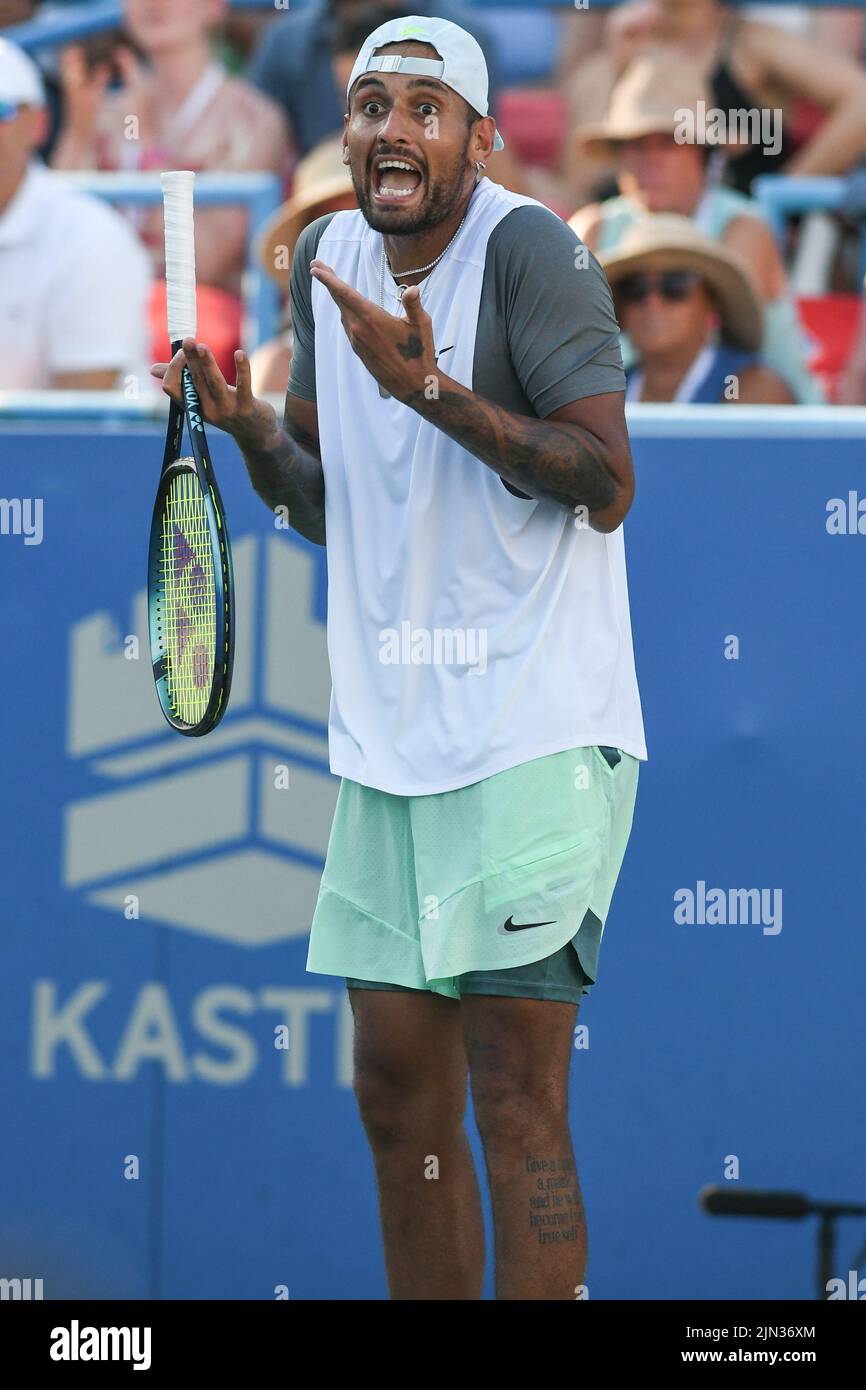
[115,45,142,86]
[180,337,229,405]
[59,45,81,83]
[233,349,253,404]
[60,45,88,83]
[153,342,234,417]
[310,259,369,315]
[400,285,425,320]
[154,348,185,403]
[60,44,108,95]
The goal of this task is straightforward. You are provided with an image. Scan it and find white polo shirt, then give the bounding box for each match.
[0,162,152,389]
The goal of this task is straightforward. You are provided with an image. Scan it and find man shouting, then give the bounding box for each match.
[154,13,647,1301]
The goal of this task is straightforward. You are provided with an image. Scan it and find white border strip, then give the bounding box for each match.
[1,395,866,440]
[625,404,866,438]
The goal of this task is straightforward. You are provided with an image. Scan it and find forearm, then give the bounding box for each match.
[786,97,866,176]
[51,128,98,170]
[234,406,326,545]
[407,375,623,526]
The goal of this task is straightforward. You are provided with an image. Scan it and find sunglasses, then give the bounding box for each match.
[618,270,702,304]
[0,101,21,123]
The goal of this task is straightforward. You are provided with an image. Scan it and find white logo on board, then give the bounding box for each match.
[61,535,337,946]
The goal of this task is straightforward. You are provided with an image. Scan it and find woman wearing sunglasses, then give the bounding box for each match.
[600,214,793,405]
[569,49,821,405]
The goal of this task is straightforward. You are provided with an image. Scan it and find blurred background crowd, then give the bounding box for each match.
[5,0,866,405]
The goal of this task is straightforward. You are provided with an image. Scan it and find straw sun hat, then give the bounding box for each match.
[578,49,736,162]
[598,214,765,352]
[257,136,356,288]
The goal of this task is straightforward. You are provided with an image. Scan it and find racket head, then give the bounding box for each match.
[147,456,234,736]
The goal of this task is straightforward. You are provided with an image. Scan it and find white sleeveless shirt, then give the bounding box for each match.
[308,177,647,794]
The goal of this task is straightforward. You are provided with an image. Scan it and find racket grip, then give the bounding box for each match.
[161,170,197,343]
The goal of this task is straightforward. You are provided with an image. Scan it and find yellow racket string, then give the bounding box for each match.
[158,471,218,725]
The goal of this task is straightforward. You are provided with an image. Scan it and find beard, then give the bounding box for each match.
[350,133,472,235]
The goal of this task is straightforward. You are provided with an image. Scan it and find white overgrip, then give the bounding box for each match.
[161,170,197,343]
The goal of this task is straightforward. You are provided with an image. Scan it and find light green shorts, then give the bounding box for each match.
[306,745,639,1001]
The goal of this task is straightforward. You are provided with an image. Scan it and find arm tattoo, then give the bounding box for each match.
[236,420,326,546]
[406,383,620,515]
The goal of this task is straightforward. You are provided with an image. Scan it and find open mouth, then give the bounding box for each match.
[372,157,424,203]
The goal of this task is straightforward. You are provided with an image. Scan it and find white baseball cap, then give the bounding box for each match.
[0,37,45,108]
[347,13,504,152]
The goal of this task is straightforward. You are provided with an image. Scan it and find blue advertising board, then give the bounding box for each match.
[1,406,864,1300]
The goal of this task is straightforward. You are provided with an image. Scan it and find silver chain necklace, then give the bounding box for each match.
[377,206,468,313]
[376,207,469,399]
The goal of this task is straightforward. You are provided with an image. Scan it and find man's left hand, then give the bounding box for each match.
[310,259,437,404]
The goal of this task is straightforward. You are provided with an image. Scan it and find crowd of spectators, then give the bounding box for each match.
[4,0,866,404]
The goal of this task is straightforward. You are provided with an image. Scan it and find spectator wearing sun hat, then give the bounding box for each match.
[570,48,822,405]
[249,135,357,393]
[599,214,794,404]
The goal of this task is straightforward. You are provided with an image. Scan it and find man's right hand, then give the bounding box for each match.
[151,341,277,447]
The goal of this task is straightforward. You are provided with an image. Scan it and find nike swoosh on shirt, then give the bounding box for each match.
[502,916,557,932]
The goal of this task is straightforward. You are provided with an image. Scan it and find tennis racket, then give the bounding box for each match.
[147,170,235,736]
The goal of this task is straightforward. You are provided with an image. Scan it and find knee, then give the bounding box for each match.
[353,1056,463,1150]
[471,1062,568,1147]
[352,1062,410,1147]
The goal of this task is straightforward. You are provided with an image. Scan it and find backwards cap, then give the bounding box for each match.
[347,14,504,151]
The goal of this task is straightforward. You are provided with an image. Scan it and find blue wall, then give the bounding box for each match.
[1,414,864,1299]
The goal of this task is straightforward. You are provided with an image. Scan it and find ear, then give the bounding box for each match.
[473,114,496,164]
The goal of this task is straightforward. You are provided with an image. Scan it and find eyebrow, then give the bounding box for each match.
[352,75,450,97]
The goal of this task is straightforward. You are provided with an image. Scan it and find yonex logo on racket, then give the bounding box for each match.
[182,375,204,433]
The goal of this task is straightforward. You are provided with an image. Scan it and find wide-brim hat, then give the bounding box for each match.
[256,136,356,288]
[598,213,764,351]
[579,48,733,162]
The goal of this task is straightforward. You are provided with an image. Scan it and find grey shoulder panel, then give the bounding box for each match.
[286,212,341,402]
[481,203,625,417]
[473,203,625,497]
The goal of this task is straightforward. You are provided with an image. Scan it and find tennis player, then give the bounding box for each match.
[153,13,646,1301]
